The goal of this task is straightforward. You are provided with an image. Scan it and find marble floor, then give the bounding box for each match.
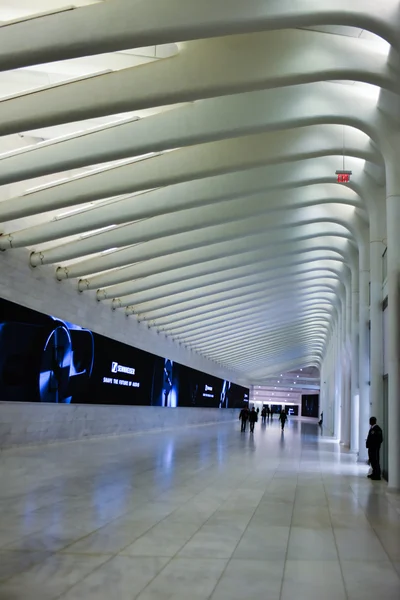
[0,419,399,600]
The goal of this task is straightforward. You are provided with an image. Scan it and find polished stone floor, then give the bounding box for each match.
[0,418,399,600]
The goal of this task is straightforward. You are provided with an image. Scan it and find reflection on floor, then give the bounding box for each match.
[0,419,399,599]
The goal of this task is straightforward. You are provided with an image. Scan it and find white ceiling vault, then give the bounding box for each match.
[0,0,398,386]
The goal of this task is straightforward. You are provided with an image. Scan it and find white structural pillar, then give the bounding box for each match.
[358,236,370,461]
[369,201,386,426]
[350,264,360,453]
[386,190,400,490]
[334,320,342,441]
[340,278,352,447]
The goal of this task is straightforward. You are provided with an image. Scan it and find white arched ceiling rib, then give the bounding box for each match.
[133,288,342,324]
[96,247,345,299]
[110,268,341,312]
[201,330,330,364]
[190,321,332,351]
[202,332,331,365]
[204,318,338,350]
[28,204,359,267]
[184,305,338,340]
[172,308,338,347]
[108,267,342,314]
[0,177,365,249]
[0,30,394,137]
[59,226,353,281]
[0,83,383,184]
[0,0,397,69]
[197,323,332,354]
[80,239,347,292]
[166,305,336,336]
[155,300,339,332]
[137,285,343,322]
[95,253,345,302]
[0,125,378,225]
[121,281,342,326]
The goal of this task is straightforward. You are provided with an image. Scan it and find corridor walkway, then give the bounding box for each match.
[0,419,399,600]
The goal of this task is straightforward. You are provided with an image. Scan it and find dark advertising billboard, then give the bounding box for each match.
[0,297,249,408]
[301,394,320,418]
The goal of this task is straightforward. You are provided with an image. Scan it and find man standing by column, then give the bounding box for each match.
[366,417,383,481]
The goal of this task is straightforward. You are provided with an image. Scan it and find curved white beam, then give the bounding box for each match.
[164,306,336,337]
[0,178,364,250]
[80,237,347,292]
[144,291,342,329]
[0,0,396,70]
[99,261,345,309]
[111,268,341,311]
[199,328,330,359]
[0,125,378,224]
[131,286,341,321]
[164,298,332,336]
[153,299,337,330]
[28,202,359,267]
[98,254,344,303]
[125,280,341,320]
[172,313,334,347]
[203,336,330,365]
[59,225,352,281]
[0,30,394,136]
[0,83,381,185]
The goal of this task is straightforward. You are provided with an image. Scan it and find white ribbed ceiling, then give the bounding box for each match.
[0,0,398,385]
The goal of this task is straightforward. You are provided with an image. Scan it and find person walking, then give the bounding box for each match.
[279,410,288,431]
[239,406,249,432]
[266,406,270,421]
[366,417,383,480]
[249,406,258,433]
[261,406,267,424]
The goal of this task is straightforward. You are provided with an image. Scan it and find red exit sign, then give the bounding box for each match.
[335,170,352,183]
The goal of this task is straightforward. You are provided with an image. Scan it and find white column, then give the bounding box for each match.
[369,203,386,425]
[358,237,370,461]
[357,267,370,460]
[350,264,360,453]
[386,193,400,490]
[340,278,352,447]
[334,318,342,441]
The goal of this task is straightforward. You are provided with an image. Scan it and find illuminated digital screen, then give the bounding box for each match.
[0,297,249,408]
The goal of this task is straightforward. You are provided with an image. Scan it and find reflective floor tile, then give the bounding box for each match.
[341,560,400,600]
[210,559,284,600]
[178,524,244,559]
[136,557,228,600]
[0,553,109,600]
[287,527,338,560]
[0,550,52,583]
[281,559,346,600]
[57,556,170,600]
[334,528,390,561]
[233,526,290,560]
[121,521,201,557]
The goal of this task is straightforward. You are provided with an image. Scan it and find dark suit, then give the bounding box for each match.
[239,409,249,432]
[248,410,258,433]
[366,424,383,479]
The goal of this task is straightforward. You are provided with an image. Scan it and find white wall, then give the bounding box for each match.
[0,402,238,449]
[0,247,246,385]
